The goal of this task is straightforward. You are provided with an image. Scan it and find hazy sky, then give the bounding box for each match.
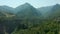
[0,0,60,8]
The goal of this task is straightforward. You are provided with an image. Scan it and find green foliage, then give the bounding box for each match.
[11,19,60,34]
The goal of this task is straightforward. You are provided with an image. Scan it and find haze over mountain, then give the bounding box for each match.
[48,4,60,18]
[38,4,60,19]
[0,3,60,19]
[38,6,53,18]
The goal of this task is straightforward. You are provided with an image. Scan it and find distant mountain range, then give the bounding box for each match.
[0,3,60,19]
[0,3,41,19]
[49,4,60,18]
[15,3,41,19]
[38,4,60,19]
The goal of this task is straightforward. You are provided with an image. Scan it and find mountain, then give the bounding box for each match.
[0,5,16,17]
[38,4,60,19]
[16,3,41,19]
[0,5,15,13]
[0,3,60,34]
[38,6,53,18]
[48,4,60,19]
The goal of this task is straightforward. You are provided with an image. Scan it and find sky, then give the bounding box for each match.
[0,0,60,8]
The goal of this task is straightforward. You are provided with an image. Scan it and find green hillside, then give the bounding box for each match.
[0,3,60,34]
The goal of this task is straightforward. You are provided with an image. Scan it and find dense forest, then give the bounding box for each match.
[0,3,60,34]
